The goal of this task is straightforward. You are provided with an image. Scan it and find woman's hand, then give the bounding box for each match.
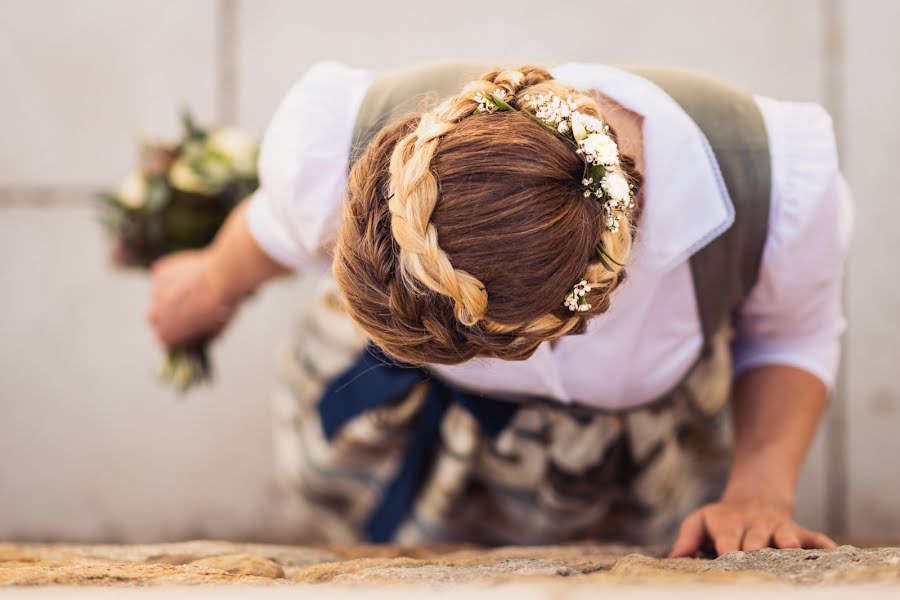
[669,364,837,558]
[669,491,837,557]
[147,249,236,348]
[146,198,293,349]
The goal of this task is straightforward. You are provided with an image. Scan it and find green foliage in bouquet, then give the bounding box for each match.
[100,110,259,392]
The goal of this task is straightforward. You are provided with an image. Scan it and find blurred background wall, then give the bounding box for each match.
[0,0,897,543]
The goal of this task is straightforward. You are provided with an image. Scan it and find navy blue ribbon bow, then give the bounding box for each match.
[318,343,518,542]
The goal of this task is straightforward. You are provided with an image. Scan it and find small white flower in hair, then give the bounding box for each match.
[474,88,511,114]
[581,114,605,134]
[602,171,630,202]
[606,214,622,233]
[580,133,619,166]
[564,280,592,312]
[570,112,588,142]
[474,91,498,113]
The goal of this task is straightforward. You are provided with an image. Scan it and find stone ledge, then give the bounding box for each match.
[1,541,899,588]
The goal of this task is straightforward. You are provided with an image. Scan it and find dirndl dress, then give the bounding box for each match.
[271,278,736,546]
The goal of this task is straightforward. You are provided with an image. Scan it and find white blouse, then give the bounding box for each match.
[247,61,853,410]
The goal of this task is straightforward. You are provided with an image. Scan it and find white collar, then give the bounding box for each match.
[550,63,735,272]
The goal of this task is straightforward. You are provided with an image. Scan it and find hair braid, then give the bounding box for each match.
[386,67,556,326]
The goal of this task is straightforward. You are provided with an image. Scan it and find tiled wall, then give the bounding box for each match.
[842,0,900,541]
[0,0,896,542]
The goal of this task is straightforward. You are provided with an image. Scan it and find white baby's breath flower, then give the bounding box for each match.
[580,114,605,135]
[602,171,631,202]
[580,133,619,166]
[531,93,571,127]
[117,170,148,209]
[474,91,496,113]
[606,214,620,233]
[207,127,257,176]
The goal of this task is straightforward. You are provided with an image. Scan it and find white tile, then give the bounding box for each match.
[0,197,315,542]
[237,0,825,133]
[842,0,900,541]
[0,0,219,186]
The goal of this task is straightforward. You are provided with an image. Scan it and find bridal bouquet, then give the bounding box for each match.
[100,111,259,392]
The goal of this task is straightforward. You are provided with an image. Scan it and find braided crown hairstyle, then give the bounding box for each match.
[333,65,639,365]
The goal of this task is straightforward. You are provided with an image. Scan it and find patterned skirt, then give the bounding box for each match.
[271,279,734,546]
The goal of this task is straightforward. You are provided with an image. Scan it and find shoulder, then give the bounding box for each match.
[755,95,839,206]
[256,60,375,215]
[248,62,375,269]
[753,95,852,259]
[728,97,852,388]
[260,61,375,166]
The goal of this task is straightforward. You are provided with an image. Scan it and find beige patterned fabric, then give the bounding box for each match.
[272,278,734,546]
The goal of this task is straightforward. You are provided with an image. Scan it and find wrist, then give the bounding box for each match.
[723,480,795,512]
[723,452,797,511]
[201,247,243,307]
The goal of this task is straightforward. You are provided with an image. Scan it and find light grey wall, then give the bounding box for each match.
[842,0,900,541]
[0,0,895,543]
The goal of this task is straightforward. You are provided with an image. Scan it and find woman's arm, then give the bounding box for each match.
[669,364,837,557]
[147,196,292,348]
[206,197,292,303]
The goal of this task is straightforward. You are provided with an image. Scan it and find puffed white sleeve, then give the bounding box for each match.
[731,97,854,389]
[246,61,375,271]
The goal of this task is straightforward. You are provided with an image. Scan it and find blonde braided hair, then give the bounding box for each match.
[334,65,638,365]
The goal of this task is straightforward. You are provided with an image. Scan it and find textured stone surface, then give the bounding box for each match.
[327,558,576,585]
[706,546,900,584]
[2,541,900,588]
[189,554,285,579]
[598,553,776,584]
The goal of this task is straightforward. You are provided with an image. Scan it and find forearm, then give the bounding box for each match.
[207,196,293,304]
[724,364,828,508]
[670,364,834,557]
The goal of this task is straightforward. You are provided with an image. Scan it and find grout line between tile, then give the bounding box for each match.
[822,0,848,539]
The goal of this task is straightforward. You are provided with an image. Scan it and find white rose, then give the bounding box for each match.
[117,170,148,209]
[169,157,217,194]
[207,127,257,176]
[570,112,588,141]
[602,171,630,202]
[580,133,619,166]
